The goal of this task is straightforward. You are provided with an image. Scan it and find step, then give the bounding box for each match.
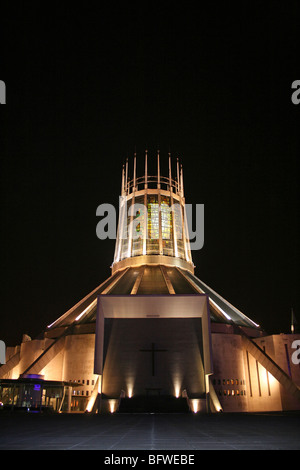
[118,395,189,413]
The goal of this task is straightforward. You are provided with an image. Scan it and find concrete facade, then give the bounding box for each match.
[101,318,205,399]
[210,329,300,412]
[3,324,300,413]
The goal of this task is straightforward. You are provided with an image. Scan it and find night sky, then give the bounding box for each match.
[1,2,299,346]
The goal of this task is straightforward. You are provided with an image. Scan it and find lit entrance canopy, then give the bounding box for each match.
[94,294,213,379]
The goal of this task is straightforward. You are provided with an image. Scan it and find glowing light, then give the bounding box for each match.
[86,376,101,413]
[86,396,95,413]
[267,372,277,386]
[215,403,222,412]
[172,376,182,399]
[174,243,178,258]
[109,399,118,413]
[198,278,260,328]
[209,299,231,321]
[48,296,96,328]
[191,399,199,413]
[248,318,260,328]
[98,376,102,394]
[75,299,97,321]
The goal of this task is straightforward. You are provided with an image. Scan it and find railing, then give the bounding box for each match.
[126,175,180,194]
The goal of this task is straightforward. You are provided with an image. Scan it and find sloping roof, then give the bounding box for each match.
[46,265,261,332]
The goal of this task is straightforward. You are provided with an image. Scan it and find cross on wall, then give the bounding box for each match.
[139,343,168,376]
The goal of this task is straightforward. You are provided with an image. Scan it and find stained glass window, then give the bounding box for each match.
[146,196,159,253]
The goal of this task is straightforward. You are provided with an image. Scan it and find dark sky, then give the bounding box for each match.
[1,2,299,346]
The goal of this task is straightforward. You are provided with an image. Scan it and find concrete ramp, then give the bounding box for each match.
[0,352,20,379]
[238,327,300,403]
[20,327,73,376]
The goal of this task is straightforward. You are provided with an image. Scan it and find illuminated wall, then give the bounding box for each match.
[116,193,190,263]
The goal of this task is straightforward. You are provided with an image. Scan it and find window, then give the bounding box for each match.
[147,196,159,241]
[161,197,172,241]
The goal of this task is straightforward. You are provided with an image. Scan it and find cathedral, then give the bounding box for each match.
[1,151,300,414]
